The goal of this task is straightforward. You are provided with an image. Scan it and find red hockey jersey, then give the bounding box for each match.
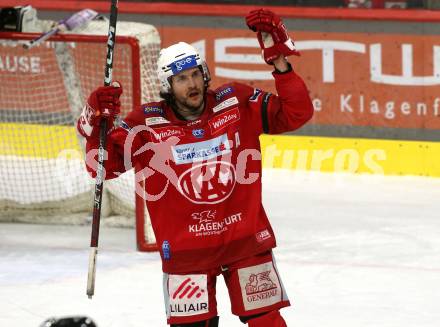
[83,69,313,273]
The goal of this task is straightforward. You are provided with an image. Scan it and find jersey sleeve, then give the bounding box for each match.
[237,66,314,135]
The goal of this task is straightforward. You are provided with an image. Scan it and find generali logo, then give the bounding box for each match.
[245,271,278,297]
[238,263,282,310]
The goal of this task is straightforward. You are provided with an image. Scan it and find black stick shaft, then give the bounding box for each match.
[90,0,119,248]
[87,0,119,299]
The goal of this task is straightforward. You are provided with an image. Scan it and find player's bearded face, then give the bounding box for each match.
[171,67,205,112]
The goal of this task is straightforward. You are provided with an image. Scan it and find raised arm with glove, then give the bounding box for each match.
[245,9,299,65]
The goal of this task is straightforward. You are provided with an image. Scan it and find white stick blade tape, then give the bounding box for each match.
[87,247,98,299]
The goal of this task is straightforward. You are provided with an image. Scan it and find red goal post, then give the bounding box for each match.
[0,22,159,251]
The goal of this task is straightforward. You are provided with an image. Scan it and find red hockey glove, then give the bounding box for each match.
[77,81,122,138]
[246,9,299,64]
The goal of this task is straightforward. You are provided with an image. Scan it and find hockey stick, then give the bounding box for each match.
[86,0,119,299]
[23,9,98,49]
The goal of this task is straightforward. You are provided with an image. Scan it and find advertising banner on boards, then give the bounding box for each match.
[160,27,440,130]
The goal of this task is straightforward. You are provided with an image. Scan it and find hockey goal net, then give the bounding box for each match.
[0,20,160,251]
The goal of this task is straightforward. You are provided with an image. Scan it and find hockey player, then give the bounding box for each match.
[77,9,314,327]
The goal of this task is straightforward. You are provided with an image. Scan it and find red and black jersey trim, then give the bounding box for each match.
[261,93,272,134]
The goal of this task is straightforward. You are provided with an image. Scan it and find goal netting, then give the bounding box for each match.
[0,19,160,251]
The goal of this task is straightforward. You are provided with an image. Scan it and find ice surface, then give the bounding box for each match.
[1,170,440,327]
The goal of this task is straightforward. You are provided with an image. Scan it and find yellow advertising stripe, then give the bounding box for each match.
[0,123,82,159]
[260,134,440,177]
[1,122,439,177]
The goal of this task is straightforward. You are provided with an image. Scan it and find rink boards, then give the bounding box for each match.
[260,134,440,177]
[1,122,439,178]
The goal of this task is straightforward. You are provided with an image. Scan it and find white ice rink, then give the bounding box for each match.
[1,170,440,327]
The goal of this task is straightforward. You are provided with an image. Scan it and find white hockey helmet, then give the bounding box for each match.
[157,42,211,94]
